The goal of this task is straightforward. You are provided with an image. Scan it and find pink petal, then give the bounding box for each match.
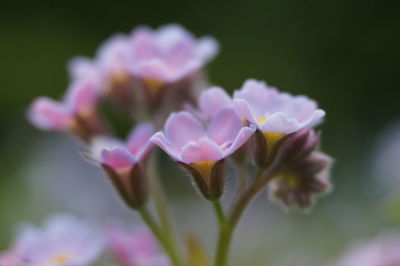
[126,123,155,159]
[195,36,219,62]
[260,112,300,134]
[199,87,233,120]
[28,97,72,130]
[233,99,257,125]
[132,59,169,82]
[155,24,194,53]
[207,107,243,145]
[129,26,157,61]
[101,147,136,170]
[181,138,223,163]
[150,132,181,161]
[223,125,256,157]
[164,112,206,147]
[68,57,100,82]
[65,80,100,112]
[233,79,278,118]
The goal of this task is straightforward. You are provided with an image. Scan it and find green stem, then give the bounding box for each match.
[138,207,182,266]
[212,200,231,266]
[148,153,182,262]
[213,167,277,266]
[229,168,266,229]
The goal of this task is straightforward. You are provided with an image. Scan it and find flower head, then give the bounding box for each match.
[0,215,104,266]
[128,24,218,87]
[28,79,104,141]
[151,108,255,199]
[107,225,170,266]
[233,79,325,167]
[90,123,155,208]
[234,79,325,134]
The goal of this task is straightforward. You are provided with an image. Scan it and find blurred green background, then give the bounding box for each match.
[1,0,400,265]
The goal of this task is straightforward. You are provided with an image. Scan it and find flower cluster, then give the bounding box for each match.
[23,24,333,266]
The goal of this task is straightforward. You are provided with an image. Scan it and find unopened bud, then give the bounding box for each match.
[268,151,333,209]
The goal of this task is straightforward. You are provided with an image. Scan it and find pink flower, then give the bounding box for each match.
[128,24,218,86]
[234,79,325,134]
[70,35,134,106]
[334,233,400,266]
[0,215,104,266]
[107,225,170,266]
[233,79,325,167]
[89,123,155,208]
[151,108,255,199]
[151,108,254,164]
[28,79,104,141]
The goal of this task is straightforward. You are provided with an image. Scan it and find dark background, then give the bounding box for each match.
[1,0,399,263]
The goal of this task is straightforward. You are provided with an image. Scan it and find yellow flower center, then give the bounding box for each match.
[258,116,267,124]
[262,132,285,149]
[50,252,72,265]
[192,161,216,184]
[143,78,164,97]
[257,116,285,148]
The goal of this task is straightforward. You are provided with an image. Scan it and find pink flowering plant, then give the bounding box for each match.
[2,24,334,266]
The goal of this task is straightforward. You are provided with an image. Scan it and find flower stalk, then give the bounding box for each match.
[138,207,183,266]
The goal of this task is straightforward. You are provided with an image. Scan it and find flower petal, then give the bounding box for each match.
[223,125,256,157]
[101,147,136,170]
[199,87,233,120]
[164,112,206,147]
[181,138,223,163]
[233,79,278,118]
[150,132,180,161]
[260,112,300,134]
[126,123,155,160]
[207,107,243,145]
[65,80,100,112]
[28,97,72,130]
[233,99,257,125]
[195,36,219,62]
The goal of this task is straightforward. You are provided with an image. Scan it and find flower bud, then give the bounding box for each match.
[268,151,333,209]
[276,129,320,166]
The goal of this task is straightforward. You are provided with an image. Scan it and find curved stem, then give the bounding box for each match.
[229,167,275,228]
[213,167,277,266]
[138,207,182,266]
